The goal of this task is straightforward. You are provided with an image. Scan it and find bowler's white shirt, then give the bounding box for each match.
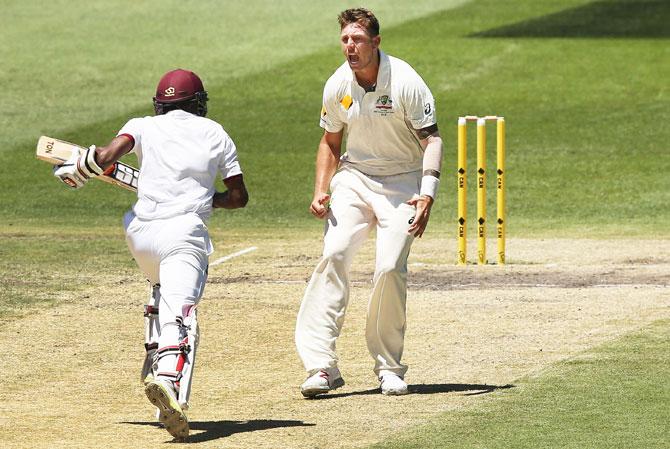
[320,50,437,176]
[118,110,242,221]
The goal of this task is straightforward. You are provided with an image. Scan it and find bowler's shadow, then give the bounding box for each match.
[312,383,514,399]
[121,419,314,443]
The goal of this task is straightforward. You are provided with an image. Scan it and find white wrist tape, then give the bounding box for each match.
[420,175,440,199]
[77,145,104,178]
[420,136,442,200]
[422,138,443,174]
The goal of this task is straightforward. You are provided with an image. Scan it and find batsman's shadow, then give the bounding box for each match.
[311,382,514,399]
[121,418,315,443]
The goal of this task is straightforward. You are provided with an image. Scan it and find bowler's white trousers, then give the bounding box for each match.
[295,167,420,378]
[124,211,210,379]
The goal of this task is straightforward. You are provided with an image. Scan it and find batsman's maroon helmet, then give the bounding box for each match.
[153,69,208,117]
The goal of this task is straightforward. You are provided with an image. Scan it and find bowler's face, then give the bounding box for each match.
[340,23,380,73]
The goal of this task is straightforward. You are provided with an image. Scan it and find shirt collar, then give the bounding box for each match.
[166,109,195,119]
[347,49,390,91]
[376,50,391,90]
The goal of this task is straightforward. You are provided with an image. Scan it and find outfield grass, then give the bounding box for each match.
[371,319,670,449]
[1,0,668,236]
[0,227,135,315]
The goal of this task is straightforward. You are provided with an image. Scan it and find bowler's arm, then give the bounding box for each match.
[407,124,443,237]
[310,130,343,218]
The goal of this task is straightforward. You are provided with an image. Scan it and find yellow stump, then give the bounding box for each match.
[477,118,487,265]
[496,118,506,265]
[457,117,467,265]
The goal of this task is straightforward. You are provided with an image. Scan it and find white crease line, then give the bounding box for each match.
[210,246,258,267]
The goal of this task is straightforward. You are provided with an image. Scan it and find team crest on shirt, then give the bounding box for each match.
[373,95,394,116]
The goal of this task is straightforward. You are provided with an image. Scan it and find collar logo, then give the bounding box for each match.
[164,87,176,97]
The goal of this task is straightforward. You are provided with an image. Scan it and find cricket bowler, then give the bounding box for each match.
[295,8,443,397]
[53,69,249,440]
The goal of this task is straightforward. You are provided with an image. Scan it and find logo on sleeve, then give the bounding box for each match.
[321,105,327,117]
[373,95,394,116]
[424,102,432,115]
[340,95,353,110]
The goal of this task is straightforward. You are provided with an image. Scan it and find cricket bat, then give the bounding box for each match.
[36,135,139,192]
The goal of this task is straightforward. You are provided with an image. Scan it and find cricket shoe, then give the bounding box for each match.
[145,379,189,440]
[380,373,409,396]
[300,367,345,398]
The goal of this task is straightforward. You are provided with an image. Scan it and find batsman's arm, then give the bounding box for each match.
[52,134,135,189]
[310,130,342,219]
[213,174,248,209]
[94,135,135,169]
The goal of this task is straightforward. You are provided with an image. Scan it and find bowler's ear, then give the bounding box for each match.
[373,35,381,48]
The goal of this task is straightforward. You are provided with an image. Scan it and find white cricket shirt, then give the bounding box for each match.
[117,109,242,221]
[319,50,437,176]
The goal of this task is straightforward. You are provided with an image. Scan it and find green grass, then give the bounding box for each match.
[371,319,670,449]
[1,0,668,237]
[0,0,455,150]
[0,227,136,315]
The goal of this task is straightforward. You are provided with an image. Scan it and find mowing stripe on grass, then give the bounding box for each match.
[1,0,469,153]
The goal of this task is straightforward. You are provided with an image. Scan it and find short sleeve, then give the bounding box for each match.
[319,84,345,133]
[218,134,243,180]
[403,75,437,131]
[117,118,143,154]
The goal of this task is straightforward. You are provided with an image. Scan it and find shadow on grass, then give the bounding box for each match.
[471,1,670,38]
[121,419,314,443]
[312,383,515,399]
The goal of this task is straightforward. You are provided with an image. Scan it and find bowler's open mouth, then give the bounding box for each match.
[348,54,359,64]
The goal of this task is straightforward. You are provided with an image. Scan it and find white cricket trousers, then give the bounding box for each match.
[123,211,210,378]
[295,167,420,378]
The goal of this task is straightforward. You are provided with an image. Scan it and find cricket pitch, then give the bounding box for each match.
[2,236,669,448]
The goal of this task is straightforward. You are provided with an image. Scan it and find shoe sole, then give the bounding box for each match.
[301,377,345,398]
[145,382,189,440]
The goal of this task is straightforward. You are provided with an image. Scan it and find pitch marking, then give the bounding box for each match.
[210,246,258,266]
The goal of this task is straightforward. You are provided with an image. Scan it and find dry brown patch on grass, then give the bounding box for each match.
[2,237,669,448]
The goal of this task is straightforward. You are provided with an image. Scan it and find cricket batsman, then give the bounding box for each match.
[295,8,443,397]
[53,69,248,440]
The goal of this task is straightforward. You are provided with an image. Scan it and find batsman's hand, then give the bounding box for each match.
[310,192,331,219]
[406,195,434,238]
[53,148,88,189]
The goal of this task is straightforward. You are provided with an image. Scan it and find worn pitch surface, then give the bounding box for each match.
[3,237,669,448]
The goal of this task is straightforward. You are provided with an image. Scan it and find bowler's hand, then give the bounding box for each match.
[310,193,331,219]
[406,195,434,237]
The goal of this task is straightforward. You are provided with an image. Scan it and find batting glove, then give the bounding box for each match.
[53,145,103,189]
